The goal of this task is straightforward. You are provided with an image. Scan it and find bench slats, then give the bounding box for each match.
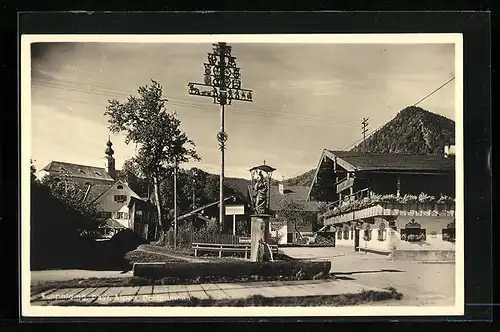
[193,242,278,258]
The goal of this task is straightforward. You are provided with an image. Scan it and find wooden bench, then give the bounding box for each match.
[192,242,278,259]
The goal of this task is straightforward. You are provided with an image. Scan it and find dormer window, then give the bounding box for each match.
[95,171,101,176]
[60,167,66,172]
[117,185,123,189]
[79,168,85,174]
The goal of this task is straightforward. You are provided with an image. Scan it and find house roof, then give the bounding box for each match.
[128,196,157,211]
[103,218,127,229]
[84,183,113,203]
[42,161,115,182]
[177,196,238,221]
[306,149,455,200]
[324,150,455,172]
[269,185,320,212]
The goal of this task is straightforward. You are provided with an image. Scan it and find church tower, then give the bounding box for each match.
[104,136,116,179]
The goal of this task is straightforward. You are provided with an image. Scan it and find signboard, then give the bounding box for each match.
[225,204,245,216]
[336,177,354,193]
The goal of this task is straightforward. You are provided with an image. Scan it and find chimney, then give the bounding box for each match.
[279,176,285,195]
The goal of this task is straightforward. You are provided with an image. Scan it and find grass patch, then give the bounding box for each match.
[54,288,403,307]
[124,250,185,264]
[139,244,192,257]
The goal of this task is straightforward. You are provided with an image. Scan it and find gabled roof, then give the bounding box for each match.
[128,196,157,211]
[84,183,113,203]
[306,149,456,201]
[42,161,115,182]
[269,185,320,212]
[324,150,455,172]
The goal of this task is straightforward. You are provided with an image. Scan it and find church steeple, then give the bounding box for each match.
[104,135,116,179]
[105,135,115,157]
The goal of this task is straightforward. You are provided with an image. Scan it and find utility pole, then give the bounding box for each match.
[173,160,178,249]
[188,42,253,233]
[361,118,369,153]
[191,169,197,210]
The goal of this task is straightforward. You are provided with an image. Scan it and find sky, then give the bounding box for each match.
[30,41,456,180]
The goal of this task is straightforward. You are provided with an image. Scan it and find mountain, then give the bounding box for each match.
[223,176,251,198]
[283,169,317,187]
[284,106,455,187]
[350,106,455,154]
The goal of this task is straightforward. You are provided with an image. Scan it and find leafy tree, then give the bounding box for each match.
[40,173,104,233]
[30,159,38,183]
[116,158,150,198]
[104,80,201,243]
[275,199,317,238]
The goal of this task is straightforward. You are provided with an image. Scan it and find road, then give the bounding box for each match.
[281,246,456,306]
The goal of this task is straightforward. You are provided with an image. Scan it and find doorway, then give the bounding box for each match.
[354,228,360,251]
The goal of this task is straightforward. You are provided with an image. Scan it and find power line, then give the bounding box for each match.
[32,80,359,128]
[413,76,455,107]
[342,76,455,151]
[33,77,356,125]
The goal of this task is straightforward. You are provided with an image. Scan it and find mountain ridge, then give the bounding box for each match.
[283,106,455,187]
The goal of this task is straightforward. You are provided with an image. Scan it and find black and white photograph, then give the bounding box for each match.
[21,33,464,317]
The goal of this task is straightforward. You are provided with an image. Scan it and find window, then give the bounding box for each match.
[336,227,342,240]
[442,220,455,243]
[400,219,426,242]
[100,211,112,219]
[363,224,372,241]
[114,212,129,219]
[377,222,386,241]
[114,195,127,202]
[350,225,354,240]
[342,224,349,240]
[117,185,124,189]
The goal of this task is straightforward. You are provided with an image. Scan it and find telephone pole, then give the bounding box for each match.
[361,118,369,153]
[188,42,253,233]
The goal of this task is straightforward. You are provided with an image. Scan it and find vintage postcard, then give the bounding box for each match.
[21,33,464,317]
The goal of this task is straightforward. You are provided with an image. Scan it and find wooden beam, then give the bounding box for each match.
[133,261,332,279]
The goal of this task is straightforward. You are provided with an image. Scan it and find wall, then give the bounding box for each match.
[333,228,355,248]
[359,219,391,253]
[274,224,288,245]
[94,181,140,215]
[390,215,455,250]
[356,215,455,254]
[115,204,130,229]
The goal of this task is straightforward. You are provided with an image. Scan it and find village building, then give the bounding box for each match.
[40,138,158,240]
[307,147,456,260]
[267,183,321,245]
[176,195,252,236]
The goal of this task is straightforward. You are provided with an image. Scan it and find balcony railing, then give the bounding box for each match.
[322,189,455,219]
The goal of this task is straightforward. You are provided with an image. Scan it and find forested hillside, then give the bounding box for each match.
[285,106,455,187]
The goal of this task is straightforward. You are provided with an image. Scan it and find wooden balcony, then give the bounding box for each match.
[336,177,354,193]
[322,189,455,225]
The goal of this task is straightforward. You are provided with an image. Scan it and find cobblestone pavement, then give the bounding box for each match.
[31,279,390,306]
[281,247,456,306]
